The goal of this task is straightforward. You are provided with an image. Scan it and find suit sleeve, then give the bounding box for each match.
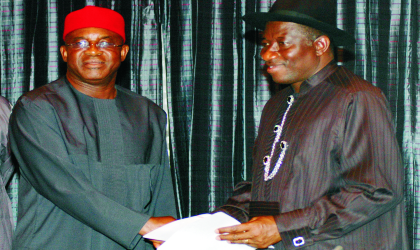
[0,97,13,250]
[275,91,404,249]
[0,97,12,184]
[10,97,154,249]
[147,117,178,218]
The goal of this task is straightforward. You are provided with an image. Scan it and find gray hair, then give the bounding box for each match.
[297,24,327,45]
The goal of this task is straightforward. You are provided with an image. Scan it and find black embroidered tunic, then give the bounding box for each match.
[218,62,408,249]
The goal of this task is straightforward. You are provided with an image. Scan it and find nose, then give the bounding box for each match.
[84,43,103,55]
[260,42,280,62]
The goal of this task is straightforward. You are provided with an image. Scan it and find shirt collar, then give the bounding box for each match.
[293,60,338,96]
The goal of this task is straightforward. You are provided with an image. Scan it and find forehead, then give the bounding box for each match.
[262,21,304,38]
[64,27,123,42]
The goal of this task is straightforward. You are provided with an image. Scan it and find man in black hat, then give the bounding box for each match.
[215,0,408,249]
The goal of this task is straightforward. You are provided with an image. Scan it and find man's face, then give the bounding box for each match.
[60,27,129,86]
[260,21,320,90]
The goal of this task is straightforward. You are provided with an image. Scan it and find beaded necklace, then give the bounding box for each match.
[263,95,295,181]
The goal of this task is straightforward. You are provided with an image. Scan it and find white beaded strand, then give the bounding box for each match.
[264,95,294,181]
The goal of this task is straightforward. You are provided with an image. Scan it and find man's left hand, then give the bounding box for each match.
[215,216,281,249]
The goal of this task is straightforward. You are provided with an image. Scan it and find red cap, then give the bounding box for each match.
[63,6,125,42]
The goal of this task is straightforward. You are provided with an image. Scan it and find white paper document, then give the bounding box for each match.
[143,212,256,250]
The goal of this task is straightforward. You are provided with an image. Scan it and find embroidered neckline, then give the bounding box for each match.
[263,95,294,181]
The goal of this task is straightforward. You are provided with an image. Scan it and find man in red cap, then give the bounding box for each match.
[214,0,408,249]
[9,6,176,250]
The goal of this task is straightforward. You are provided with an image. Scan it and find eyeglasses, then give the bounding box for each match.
[65,40,123,50]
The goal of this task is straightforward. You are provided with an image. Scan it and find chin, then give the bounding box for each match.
[82,74,106,80]
[271,78,289,85]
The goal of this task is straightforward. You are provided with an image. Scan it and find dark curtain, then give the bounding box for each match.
[1,0,419,248]
[165,0,273,218]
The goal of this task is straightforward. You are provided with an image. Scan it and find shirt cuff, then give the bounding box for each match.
[274,209,314,249]
[280,227,314,249]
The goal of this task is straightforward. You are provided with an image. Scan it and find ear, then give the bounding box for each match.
[313,35,331,56]
[120,45,129,62]
[60,45,68,63]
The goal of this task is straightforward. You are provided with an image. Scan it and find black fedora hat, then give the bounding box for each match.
[242,0,355,47]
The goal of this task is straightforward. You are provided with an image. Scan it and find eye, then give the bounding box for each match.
[277,41,290,47]
[261,41,270,47]
[97,41,114,48]
[75,40,89,49]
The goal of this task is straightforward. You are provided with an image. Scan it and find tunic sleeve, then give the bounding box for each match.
[275,91,404,249]
[152,134,177,217]
[10,97,153,249]
[211,181,252,223]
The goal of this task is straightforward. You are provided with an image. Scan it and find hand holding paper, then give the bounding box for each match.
[143,212,256,250]
[216,215,280,249]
